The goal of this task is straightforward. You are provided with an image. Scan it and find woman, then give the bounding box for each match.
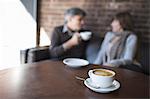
[94,11,142,71]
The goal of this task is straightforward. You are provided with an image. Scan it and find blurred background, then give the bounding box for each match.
[0,0,149,73]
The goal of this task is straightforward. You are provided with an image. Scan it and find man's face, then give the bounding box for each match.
[68,15,85,31]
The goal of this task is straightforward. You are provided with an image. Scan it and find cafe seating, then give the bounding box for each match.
[20,46,50,63]
[20,36,149,75]
[20,35,102,64]
[139,42,150,75]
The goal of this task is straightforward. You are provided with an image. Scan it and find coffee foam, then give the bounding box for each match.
[93,69,113,76]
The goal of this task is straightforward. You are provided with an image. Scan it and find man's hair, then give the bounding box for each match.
[64,7,86,23]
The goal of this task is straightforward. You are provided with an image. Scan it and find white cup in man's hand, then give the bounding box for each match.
[80,32,92,41]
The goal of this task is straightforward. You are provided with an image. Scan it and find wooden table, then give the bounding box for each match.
[0,60,149,99]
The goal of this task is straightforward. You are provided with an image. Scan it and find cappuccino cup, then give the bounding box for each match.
[88,69,115,88]
[80,32,92,41]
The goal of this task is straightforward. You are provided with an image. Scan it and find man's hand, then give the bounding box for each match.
[70,32,81,45]
[63,32,81,50]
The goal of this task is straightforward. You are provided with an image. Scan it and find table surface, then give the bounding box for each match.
[0,60,149,99]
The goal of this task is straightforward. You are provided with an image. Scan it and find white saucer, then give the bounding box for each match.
[63,58,89,68]
[84,78,120,93]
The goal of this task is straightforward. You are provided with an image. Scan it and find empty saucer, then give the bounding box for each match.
[84,78,120,93]
[63,58,89,68]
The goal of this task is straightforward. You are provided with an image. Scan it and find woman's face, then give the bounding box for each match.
[111,19,123,33]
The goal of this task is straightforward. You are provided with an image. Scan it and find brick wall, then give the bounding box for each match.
[39,0,150,43]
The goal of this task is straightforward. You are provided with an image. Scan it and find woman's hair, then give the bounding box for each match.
[113,11,134,31]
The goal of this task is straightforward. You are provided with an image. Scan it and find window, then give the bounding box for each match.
[0,0,37,69]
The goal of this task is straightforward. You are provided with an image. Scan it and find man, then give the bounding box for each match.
[49,7,91,60]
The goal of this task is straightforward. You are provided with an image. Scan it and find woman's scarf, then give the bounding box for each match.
[102,31,132,64]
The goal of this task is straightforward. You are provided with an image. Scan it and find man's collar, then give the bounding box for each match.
[62,25,68,33]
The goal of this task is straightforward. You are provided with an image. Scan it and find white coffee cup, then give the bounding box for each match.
[88,69,115,88]
[80,32,92,41]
